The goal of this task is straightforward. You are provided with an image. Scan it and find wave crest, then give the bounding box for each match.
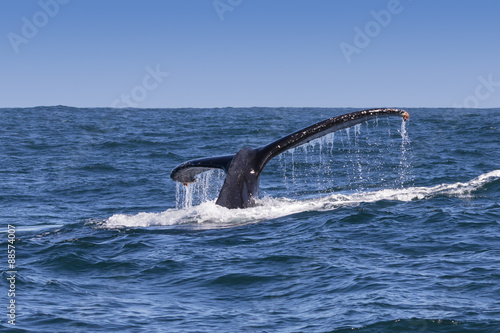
[105,170,500,229]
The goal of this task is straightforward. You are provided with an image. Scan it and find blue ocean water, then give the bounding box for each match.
[1,107,499,332]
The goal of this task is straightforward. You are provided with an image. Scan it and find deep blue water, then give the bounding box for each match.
[1,107,499,332]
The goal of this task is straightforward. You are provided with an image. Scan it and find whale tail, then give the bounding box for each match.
[170,108,409,209]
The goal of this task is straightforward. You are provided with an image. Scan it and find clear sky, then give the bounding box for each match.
[1,0,499,108]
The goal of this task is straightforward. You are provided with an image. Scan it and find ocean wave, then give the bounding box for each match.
[104,170,500,229]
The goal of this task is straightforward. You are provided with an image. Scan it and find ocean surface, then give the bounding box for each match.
[1,107,499,332]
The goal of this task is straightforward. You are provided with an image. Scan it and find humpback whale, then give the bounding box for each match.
[171,108,409,209]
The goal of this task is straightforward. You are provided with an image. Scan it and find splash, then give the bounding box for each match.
[104,170,500,229]
[175,169,225,209]
[274,118,413,195]
[397,118,413,187]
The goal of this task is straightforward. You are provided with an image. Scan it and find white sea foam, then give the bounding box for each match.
[104,170,499,229]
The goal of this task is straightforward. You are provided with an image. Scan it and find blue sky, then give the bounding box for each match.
[1,0,499,108]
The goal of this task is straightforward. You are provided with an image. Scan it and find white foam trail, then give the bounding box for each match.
[104,170,499,229]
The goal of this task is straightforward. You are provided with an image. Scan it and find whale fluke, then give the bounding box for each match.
[171,108,409,209]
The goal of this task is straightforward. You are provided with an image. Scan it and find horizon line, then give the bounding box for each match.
[1,105,499,110]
